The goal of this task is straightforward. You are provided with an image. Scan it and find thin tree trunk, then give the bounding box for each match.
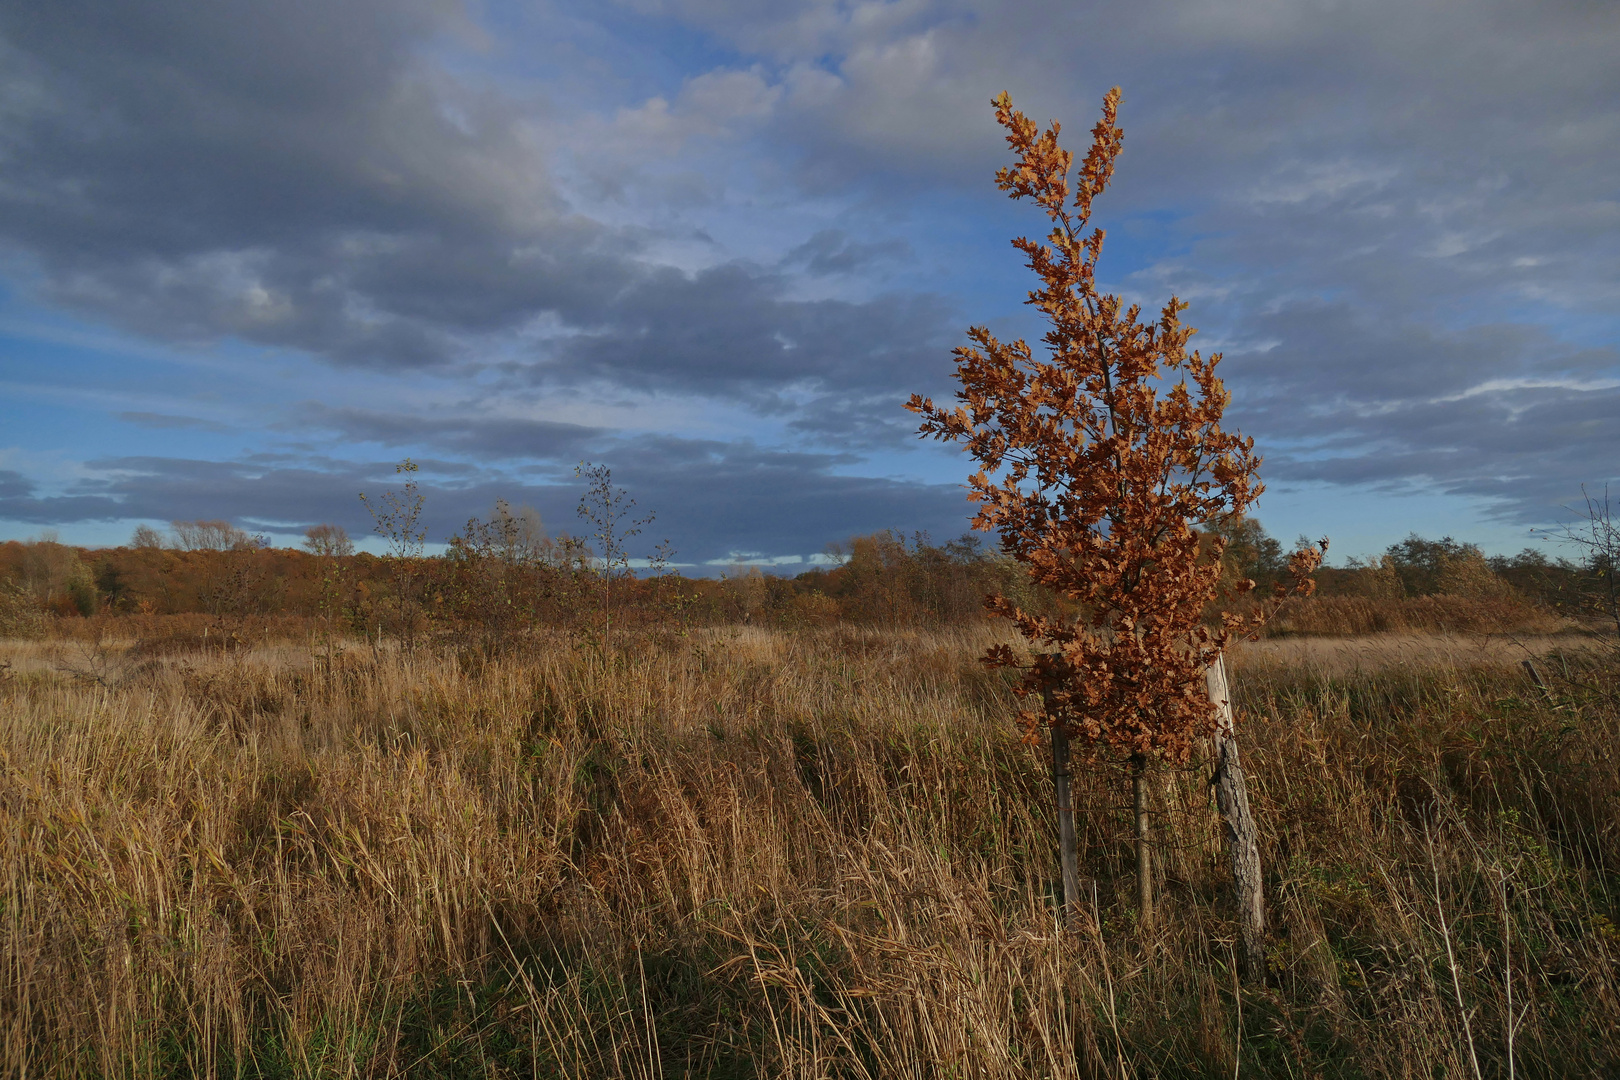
[1207,653,1265,981]
[1051,719,1081,921]
[1132,754,1153,926]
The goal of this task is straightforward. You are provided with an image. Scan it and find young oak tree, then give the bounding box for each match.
[908,88,1323,968]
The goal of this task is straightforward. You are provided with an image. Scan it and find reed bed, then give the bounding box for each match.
[1,625,1616,1077]
[1267,595,1570,637]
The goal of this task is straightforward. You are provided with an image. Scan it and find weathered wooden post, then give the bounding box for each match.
[1051,715,1082,921]
[1132,755,1153,926]
[1206,653,1264,980]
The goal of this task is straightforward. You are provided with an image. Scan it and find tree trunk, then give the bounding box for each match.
[1051,719,1082,921]
[1132,754,1153,927]
[1207,653,1265,981]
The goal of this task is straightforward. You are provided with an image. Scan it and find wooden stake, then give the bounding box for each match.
[1207,654,1264,980]
[1133,754,1153,927]
[1051,718,1082,922]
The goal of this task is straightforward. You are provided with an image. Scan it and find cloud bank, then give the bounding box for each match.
[0,0,1614,559]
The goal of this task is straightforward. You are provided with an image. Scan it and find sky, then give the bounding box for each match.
[0,0,1616,569]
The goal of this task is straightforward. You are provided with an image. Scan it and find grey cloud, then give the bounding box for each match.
[272,405,950,553]
[0,448,973,564]
[0,470,33,499]
[5,0,1616,537]
[0,1,962,437]
[731,1,1619,197]
[1217,300,1620,521]
[298,404,605,460]
[786,392,925,450]
[0,494,134,523]
[605,0,954,61]
[119,412,230,432]
[689,1,1619,319]
[604,438,969,558]
[538,262,958,434]
[1225,303,1556,406]
[0,0,531,252]
[0,455,520,536]
[0,0,632,370]
[781,229,911,276]
[606,0,1620,511]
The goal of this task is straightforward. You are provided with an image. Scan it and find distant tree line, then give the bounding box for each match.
[0,511,1613,643]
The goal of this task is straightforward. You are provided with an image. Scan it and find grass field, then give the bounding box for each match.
[2,624,1616,1078]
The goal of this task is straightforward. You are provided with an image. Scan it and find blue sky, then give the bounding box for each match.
[1,0,1616,568]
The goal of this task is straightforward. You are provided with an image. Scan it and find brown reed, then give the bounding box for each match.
[1,624,1615,1077]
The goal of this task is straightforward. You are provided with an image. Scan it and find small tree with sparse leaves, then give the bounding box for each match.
[360,459,430,655]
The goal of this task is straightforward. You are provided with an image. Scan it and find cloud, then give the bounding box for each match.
[643,0,1619,326]
[781,229,911,276]
[118,412,230,432]
[1219,301,1620,520]
[1,0,1616,553]
[0,470,33,499]
[296,404,606,460]
[585,0,1620,526]
[0,0,618,369]
[0,2,959,445]
[595,66,783,159]
[0,448,973,564]
[532,262,957,427]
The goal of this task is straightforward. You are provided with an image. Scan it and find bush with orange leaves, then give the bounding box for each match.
[909,88,1324,769]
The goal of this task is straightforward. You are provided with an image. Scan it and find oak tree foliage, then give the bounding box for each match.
[908,88,1324,765]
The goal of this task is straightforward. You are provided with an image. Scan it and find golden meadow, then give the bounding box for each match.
[2,610,1616,1078]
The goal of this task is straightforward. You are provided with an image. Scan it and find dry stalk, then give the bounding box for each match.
[0,625,1615,1075]
[1428,827,1484,1080]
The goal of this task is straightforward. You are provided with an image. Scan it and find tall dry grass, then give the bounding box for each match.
[1,625,1616,1077]
[1265,594,1571,637]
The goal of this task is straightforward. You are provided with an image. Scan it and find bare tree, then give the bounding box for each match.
[130,524,165,549]
[1555,486,1619,645]
[360,460,431,654]
[303,523,354,558]
[172,520,256,551]
[575,462,654,640]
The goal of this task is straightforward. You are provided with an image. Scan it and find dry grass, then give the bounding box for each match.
[1233,631,1602,677]
[1,624,1616,1078]
[1266,594,1571,637]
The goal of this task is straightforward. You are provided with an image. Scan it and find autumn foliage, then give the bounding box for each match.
[909,89,1324,765]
